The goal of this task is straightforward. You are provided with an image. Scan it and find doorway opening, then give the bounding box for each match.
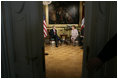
[43,1,85,78]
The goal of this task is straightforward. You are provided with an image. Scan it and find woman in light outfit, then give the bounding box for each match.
[71,25,78,45]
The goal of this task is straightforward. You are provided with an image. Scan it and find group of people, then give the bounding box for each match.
[49,18,85,47]
[49,24,85,47]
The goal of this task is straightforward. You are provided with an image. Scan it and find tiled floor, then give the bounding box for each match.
[45,44,83,78]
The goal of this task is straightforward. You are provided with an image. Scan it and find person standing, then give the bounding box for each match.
[71,25,78,46]
[79,17,85,46]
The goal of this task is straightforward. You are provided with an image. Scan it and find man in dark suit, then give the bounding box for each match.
[49,26,62,47]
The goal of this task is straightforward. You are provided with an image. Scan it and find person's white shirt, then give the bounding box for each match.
[53,29,55,32]
[53,29,56,35]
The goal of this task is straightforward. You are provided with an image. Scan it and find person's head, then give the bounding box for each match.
[52,26,56,29]
[72,25,76,30]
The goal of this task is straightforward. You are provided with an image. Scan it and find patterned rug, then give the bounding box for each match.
[45,44,83,78]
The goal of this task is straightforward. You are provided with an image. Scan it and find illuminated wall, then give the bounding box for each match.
[44,1,83,37]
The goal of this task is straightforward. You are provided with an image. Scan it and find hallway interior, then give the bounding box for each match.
[45,44,83,78]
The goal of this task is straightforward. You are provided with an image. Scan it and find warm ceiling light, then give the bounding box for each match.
[43,1,52,5]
